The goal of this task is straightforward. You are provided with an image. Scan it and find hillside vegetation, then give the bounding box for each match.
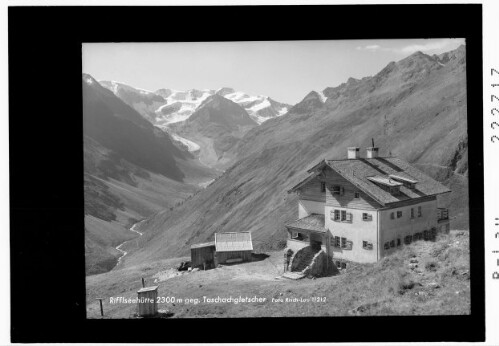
[83,74,216,275]
[86,231,469,318]
[120,46,468,268]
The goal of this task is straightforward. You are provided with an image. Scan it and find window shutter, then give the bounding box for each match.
[329,210,335,221]
[346,212,353,222]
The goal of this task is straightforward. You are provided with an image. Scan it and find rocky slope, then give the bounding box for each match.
[117,45,467,268]
[99,81,166,124]
[169,94,258,169]
[83,74,216,275]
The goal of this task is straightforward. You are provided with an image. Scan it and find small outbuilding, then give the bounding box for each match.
[215,231,253,264]
[190,232,254,269]
[190,241,216,269]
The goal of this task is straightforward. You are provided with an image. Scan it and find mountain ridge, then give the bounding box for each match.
[100,81,291,126]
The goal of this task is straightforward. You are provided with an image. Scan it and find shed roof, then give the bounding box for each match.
[137,286,159,293]
[290,157,451,206]
[285,214,326,233]
[190,241,215,249]
[215,232,253,252]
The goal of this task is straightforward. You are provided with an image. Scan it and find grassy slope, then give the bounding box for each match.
[86,231,469,318]
[83,75,219,275]
[121,49,468,268]
[85,171,201,275]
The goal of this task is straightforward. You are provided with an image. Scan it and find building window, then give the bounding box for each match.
[335,210,353,222]
[354,192,360,198]
[331,209,340,221]
[332,185,341,195]
[334,236,341,248]
[390,212,395,220]
[418,206,422,217]
[362,241,373,250]
[321,182,326,192]
[404,235,412,245]
[390,240,395,248]
[397,211,403,218]
[341,237,347,248]
[362,213,372,221]
[397,238,401,247]
[341,210,347,221]
[384,242,390,250]
[410,208,415,219]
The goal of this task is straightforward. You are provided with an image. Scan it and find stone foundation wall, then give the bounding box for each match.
[302,250,339,277]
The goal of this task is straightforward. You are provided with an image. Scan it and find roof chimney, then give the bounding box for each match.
[347,147,360,159]
[366,147,379,158]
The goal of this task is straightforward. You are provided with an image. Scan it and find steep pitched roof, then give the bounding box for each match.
[285,214,326,233]
[290,157,451,207]
[215,232,253,252]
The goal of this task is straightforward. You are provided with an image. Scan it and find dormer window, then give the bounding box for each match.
[367,176,403,196]
[389,174,418,189]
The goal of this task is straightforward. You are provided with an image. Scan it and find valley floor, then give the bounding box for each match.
[86,231,470,318]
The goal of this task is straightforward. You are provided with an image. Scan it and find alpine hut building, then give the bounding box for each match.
[285,146,451,266]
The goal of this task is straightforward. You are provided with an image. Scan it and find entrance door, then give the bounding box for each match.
[310,233,323,250]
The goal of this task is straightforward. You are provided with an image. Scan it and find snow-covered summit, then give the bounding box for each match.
[155,87,290,125]
[99,80,291,126]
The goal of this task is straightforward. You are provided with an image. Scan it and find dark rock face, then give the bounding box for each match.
[188,94,257,128]
[83,74,185,181]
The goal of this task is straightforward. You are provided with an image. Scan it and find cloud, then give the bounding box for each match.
[397,39,465,55]
[355,39,465,55]
[356,44,381,51]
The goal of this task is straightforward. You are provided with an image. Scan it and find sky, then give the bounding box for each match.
[83,38,465,105]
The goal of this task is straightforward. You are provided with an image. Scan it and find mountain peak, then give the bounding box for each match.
[188,93,257,128]
[216,87,236,96]
[82,73,97,85]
